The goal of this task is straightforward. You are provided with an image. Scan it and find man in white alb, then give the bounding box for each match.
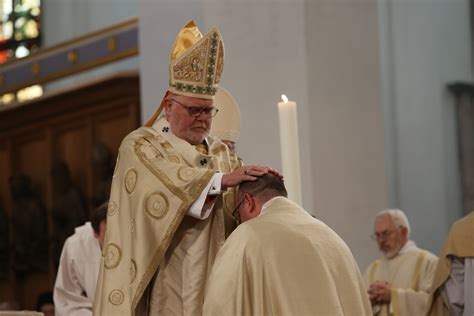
[54,203,107,316]
[363,209,438,316]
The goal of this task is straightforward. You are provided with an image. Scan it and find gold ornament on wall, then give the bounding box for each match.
[67,51,79,64]
[107,37,117,52]
[31,62,41,76]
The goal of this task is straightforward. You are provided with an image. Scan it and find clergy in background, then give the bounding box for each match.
[93,21,275,316]
[203,174,372,315]
[363,209,438,316]
[54,202,107,316]
[209,86,241,155]
[426,211,474,316]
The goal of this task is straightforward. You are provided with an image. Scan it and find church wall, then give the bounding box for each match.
[41,0,139,91]
[377,0,472,256]
[304,0,387,269]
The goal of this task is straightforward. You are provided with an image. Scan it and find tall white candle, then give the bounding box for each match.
[277,94,302,205]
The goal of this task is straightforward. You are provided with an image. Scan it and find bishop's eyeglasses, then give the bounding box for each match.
[170,99,219,117]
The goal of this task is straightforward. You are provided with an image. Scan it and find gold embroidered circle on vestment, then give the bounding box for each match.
[125,168,138,194]
[104,243,122,269]
[145,192,169,219]
[130,259,137,284]
[167,155,180,163]
[107,201,118,216]
[219,161,230,173]
[177,166,196,182]
[108,289,124,305]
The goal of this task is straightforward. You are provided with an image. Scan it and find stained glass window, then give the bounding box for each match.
[0,0,41,62]
[0,0,42,104]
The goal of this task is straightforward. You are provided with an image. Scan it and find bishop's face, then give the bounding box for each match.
[165,94,214,145]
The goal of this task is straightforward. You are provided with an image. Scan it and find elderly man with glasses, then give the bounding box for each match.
[94,21,276,316]
[203,174,372,315]
[363,209,438,316]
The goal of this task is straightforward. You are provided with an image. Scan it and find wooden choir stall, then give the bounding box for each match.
[0,18,140,311]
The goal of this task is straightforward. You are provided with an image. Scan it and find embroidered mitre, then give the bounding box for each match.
[168,20,224,99]
[144,21,224,127]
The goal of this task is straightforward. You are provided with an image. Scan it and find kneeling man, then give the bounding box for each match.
[203,174,371,315]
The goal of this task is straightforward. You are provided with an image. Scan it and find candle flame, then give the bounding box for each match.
[281,94,288,103]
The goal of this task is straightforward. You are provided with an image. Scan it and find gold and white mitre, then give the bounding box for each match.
[145,20,225,127]
[210,86,241,142]
[168,20,224,99]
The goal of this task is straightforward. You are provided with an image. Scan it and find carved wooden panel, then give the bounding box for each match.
[55,123,90,201]
[0,71,140,309]
[0,140,9,207]
[16,135,49,198]
[95,109,133,149]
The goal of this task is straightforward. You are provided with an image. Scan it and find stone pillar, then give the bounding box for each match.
[449,82,474,213]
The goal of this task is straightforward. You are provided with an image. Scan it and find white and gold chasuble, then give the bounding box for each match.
[363,242,438,316]
[93,117,239,316]
[203,197,372,316]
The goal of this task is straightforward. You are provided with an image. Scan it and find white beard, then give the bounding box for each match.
[382,244,403,259]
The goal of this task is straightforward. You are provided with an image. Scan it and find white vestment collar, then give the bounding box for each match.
[397,240,417,255]
[260,196,281,215]
[259,196,300,217]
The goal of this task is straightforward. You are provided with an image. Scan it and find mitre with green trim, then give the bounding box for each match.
[144,21,224,127]
[168,20,224,99]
